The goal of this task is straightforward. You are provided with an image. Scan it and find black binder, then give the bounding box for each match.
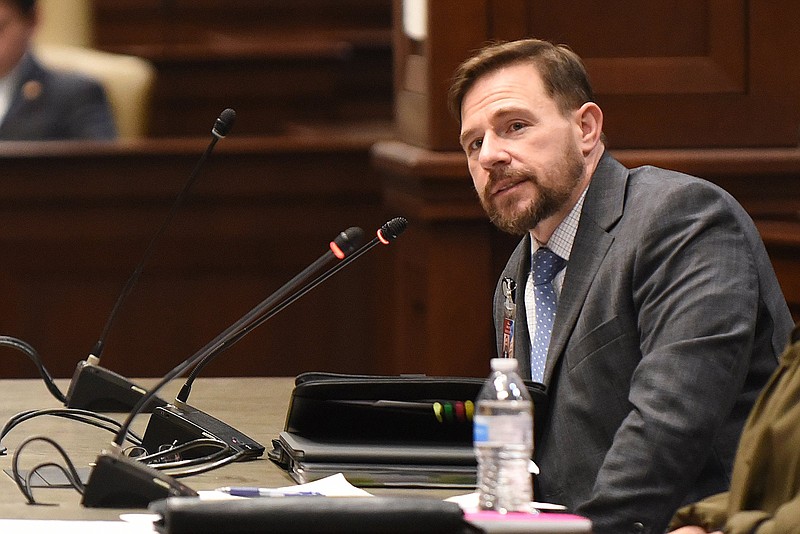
[150,496,480,534]
[269,372,547,487]
[271,430,477,487]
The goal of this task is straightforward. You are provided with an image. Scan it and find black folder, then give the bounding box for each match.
[269,372,547,488]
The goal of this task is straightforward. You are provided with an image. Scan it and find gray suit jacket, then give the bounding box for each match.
[0,53,117,141]
[493,152,793,534]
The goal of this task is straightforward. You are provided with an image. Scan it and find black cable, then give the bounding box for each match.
[9,431,240,504]
[12,436,86,505]
[0,336,66,404]
[152,448,233,472]
[0,408,143,456]
[1,408,144,444]
[8,433,235,503]
[160,449,250,478]
[135,438,230,465]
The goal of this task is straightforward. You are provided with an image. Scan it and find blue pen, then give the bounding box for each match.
[216,487,324,498]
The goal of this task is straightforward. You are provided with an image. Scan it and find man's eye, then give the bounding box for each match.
[468,138,483,152]
[510,122,525,132]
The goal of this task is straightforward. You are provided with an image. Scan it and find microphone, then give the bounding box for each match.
[137,219,407,464]
[138,226,371,462]
[176,217,408,403]
[142,217,408,476]
[65,109,236,413]
[81,227,365,508]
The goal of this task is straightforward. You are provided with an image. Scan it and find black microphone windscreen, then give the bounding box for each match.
[379,217,408,242]
[332,227,365,258]
[212,108,236,138]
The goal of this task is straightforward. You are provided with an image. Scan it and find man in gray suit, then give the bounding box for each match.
[0,0,116,140]
[448,39,793,534]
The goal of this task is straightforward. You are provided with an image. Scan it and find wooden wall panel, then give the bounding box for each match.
[0,133,396,380]
[393,0,800,150]
[93,0,393,49]
[502,0,800,148]
[89,0,394,137]
[393,0,489,151]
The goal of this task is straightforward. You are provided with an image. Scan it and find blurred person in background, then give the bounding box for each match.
[0,0,116,140]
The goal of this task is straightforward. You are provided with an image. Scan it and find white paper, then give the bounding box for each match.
[446,492,567,513]
[116,473,374,529]
[0,519,155,534]
[198,472,374,499]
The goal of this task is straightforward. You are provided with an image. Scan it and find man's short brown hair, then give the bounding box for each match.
[447,38,595,126]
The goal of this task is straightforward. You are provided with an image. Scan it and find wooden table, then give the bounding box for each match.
[0,376,464,521]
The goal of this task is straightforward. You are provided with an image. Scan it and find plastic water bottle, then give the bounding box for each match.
[473,357,533,513]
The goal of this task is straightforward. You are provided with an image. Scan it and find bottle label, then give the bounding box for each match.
[473,419,490,442]
[473,413,533,444]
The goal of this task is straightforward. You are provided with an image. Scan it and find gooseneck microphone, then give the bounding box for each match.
[81,227,365,508]
[64,109,236,413]
[175,216,409,403]
[135,219,407,476]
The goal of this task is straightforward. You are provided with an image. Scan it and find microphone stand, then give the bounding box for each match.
[139,243,351,463]
[138,219,407,464]
[81,227,365,508]
[177,217,409,402]
[65,109,236,413]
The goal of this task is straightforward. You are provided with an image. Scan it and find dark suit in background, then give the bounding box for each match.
[0,53,117,141]
[494,152,794,533]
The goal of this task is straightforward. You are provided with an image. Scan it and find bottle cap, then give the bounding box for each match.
[490,357,518,372]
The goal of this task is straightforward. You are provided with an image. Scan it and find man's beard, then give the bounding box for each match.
[480,142,585,235]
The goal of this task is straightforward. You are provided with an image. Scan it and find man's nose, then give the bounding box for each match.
[478,131,511,169]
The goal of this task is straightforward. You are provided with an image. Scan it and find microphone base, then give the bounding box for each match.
[66,360,167,413]
[82,449,197,508]
[141,403,265,460]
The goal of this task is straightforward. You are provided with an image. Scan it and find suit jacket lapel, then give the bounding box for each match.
[1,54,42,132]
[543,153,628,384]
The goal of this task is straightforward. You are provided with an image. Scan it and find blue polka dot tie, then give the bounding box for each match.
[529,247,566,382]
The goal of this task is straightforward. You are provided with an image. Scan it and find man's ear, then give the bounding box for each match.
[576,102,603,153]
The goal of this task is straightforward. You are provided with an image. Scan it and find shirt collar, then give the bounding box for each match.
[0,52,27,126]
[530,186,588,262]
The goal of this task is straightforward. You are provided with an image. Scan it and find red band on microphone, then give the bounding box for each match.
[330,241,346,259]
